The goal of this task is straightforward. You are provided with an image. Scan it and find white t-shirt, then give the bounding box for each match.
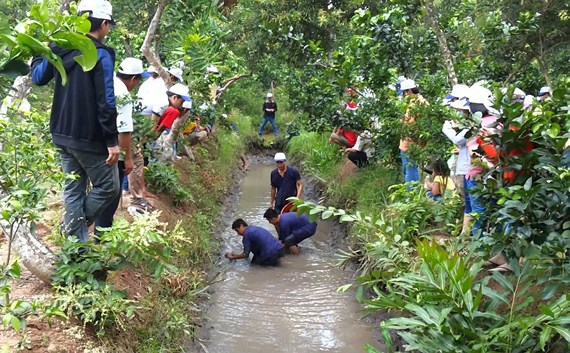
[114,76,133,133]
[137,77,168,116]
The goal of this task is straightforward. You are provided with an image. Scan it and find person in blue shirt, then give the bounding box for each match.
[31,0,120,243]
[225,219,285,266]
[270,152,303,212]
[263,208,317,254]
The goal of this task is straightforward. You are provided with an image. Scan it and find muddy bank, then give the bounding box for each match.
[190,160,386,353]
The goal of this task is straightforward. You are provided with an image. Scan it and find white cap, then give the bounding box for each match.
[274,152,286,162]
[78,0,113,21]
[117,58,149,77]
[267,92,273,98]
[147,65,156,73]
[398,79,417,93]
[167,83,190,101]
[450,98,469,111]
[538,86,551,96]
[182,101,193,109]
[167,67,184,82]
[207,65,219,74]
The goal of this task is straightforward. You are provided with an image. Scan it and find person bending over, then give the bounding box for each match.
[225,219,285,266]
[263,208,317,254]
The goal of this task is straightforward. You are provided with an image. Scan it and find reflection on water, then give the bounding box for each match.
[203,164,378,353]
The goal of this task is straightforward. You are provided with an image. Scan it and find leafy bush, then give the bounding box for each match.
[52,213,182,335]
[145,161,193,206]
[287,131,342,180]
[366,241,570,353]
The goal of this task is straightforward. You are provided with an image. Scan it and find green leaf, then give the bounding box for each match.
[523,177,532,191]
[321,210,333,219]
[51,32,97,71]
[10,314,21,331]
[552,325,570,342]
[548,123,560,138]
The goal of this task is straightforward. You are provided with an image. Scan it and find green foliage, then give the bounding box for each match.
[52,213,181,335]
[287,131,342,180]
[0,0,98,85]
[145,161,193,206]
[368,241,570,353]
[1,259,66,334]
[0,108,64,266]
[476,83,570,273]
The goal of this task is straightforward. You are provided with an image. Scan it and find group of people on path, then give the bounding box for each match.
[225,153,318,266]
[30,0,213,243]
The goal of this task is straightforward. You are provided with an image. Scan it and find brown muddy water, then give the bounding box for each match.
[200,164,383,353]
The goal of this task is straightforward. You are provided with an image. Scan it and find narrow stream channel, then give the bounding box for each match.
[201,164,381,353]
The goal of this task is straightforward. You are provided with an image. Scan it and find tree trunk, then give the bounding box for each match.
[0,75,32,119]
[1,220,58,284]
[141,0,171,87]
[422,0,458,85]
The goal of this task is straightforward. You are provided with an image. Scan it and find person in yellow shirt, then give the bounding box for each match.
[424,159,454,201]
[183,115,209,146]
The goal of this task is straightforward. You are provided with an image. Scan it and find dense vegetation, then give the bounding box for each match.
[1,0,569,352]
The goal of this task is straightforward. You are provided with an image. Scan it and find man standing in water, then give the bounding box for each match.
[270,152,303,212]
[263,208,317,254]
[225,219,285,266]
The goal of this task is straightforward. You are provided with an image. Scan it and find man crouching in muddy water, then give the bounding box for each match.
[225,219,285,266]
[263,208,317,255]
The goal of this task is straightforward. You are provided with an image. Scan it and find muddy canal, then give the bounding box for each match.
[199,164,381,353]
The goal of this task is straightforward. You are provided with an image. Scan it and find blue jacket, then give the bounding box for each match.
[31,35,118,153]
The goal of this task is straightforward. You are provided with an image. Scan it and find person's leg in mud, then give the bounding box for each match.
[283,224,318,254]
[253,248,285,266]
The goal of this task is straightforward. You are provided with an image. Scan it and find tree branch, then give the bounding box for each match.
[422,0,458,85]
[141,0,171,87]
[215,73,252,103]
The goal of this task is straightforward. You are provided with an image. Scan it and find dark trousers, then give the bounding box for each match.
[95,161,125,236]
[252,248,285,266]
[347,151,369,168]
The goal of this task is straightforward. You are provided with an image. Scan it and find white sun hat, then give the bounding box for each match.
[267,92,273,98]
[398,79,417,94]
[450,98,469,111]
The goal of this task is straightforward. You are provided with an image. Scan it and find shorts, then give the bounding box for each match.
[252,248,285,266]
